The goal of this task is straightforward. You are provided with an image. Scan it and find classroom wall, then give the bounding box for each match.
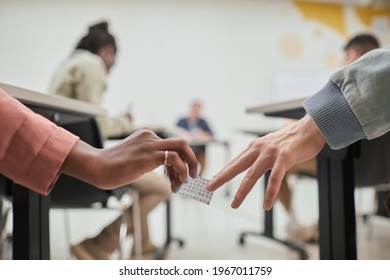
[1,0,389,146]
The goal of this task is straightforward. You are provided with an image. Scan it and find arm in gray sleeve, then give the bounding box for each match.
[303,45,390,150]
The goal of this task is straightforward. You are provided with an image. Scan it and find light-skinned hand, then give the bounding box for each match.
[207,115,325,210]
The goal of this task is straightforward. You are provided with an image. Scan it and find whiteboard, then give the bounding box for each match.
[271,69,332,102]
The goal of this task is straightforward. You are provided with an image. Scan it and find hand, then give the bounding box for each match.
[125,112,133,123]
[193,130,213,142]
[62,128,198,192]
[207,115,325,210]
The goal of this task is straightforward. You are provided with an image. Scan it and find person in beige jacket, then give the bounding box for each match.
[49,21,171,260]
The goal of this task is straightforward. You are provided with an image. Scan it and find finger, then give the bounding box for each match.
[167,167,175,191]
[168,168,182,192]
[167,151,188,184]
[263,158,287,211]
[230,153,272,209]
[129,127,160,140]
[207,147,258,192]
[156,139,198,178]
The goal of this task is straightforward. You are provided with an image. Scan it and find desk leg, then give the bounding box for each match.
[317,147,356,259]
[224,142,232,197]
[156,200,184,260]
[239,172,309,259]
[12,184,50,259]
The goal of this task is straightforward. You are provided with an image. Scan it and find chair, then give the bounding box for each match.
[49,119,143,259]
[106,128,186,259]
[353,135,390,222]
[0,176,12,259]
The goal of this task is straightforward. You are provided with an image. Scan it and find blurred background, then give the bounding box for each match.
[1,0,390,259]
[2,0,390,138]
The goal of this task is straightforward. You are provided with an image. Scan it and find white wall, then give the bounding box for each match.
[1,0,387,166]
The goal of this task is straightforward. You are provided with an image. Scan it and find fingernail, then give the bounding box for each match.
[186,176,190,183]
[190,170,197,179]
[175,187,181,193]
[263,200,271,210]
[231,198,239,208]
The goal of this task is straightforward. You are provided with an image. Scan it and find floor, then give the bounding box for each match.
[2,167,390,260]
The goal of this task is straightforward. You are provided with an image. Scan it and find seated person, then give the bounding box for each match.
[49,21,170,259]
[277,33,380,243]
[176,100,213,177]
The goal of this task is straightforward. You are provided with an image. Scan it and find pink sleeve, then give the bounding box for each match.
[0,88,79,195]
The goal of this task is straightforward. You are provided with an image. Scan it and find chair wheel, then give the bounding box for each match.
[239,235,245,245]
[361,214,370,224]
[300,251,309,260]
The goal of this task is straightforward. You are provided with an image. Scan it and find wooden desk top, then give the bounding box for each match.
[108,126,230,147]
[0,82,106,117]
[246,97,308,119]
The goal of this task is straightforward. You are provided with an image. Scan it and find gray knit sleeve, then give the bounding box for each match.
[303,80,366,150]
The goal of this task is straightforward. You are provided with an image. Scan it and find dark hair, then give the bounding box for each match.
[344,33,380,54]
[75,21,117,54]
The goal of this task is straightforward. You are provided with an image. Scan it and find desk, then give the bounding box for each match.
[0,82,105,259]
[107,127,184,260]
[246,98,365,259]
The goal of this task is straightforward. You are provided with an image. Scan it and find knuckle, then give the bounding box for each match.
[265,143,278,154]
[245,168,255,178]
[141,127,155,136]
[266,186,278,198]
[278,147,289,158]
[176,139,187,149]
[267,175,279,186]
[248,140,256,148]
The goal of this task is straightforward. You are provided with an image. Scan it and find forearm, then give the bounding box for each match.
[195,131,213,141]
[61,140,101,187]
[332,46,390,140]
[0,88,79,195]
[303,45,390,149]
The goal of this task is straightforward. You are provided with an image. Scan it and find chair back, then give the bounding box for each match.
[354,132,390,187]
[0,176,11,198]
[50,119,126,207]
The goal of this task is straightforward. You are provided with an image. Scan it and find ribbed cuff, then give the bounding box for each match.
[303,80,366,149]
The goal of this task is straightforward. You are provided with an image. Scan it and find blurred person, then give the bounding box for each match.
[266,33,380,243]
[49,21,171,260]
[207,43,390,215]
[176,100,214,177]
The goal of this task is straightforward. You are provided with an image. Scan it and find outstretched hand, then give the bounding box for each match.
[207,115,325,210]
[62,128,198,192]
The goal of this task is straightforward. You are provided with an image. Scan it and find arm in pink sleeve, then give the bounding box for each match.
[0,88,79,195]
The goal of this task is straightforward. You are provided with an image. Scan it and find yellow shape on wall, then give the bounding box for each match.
[294,1,345,35]
[280,33,304,60]
[355,7,390,27]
